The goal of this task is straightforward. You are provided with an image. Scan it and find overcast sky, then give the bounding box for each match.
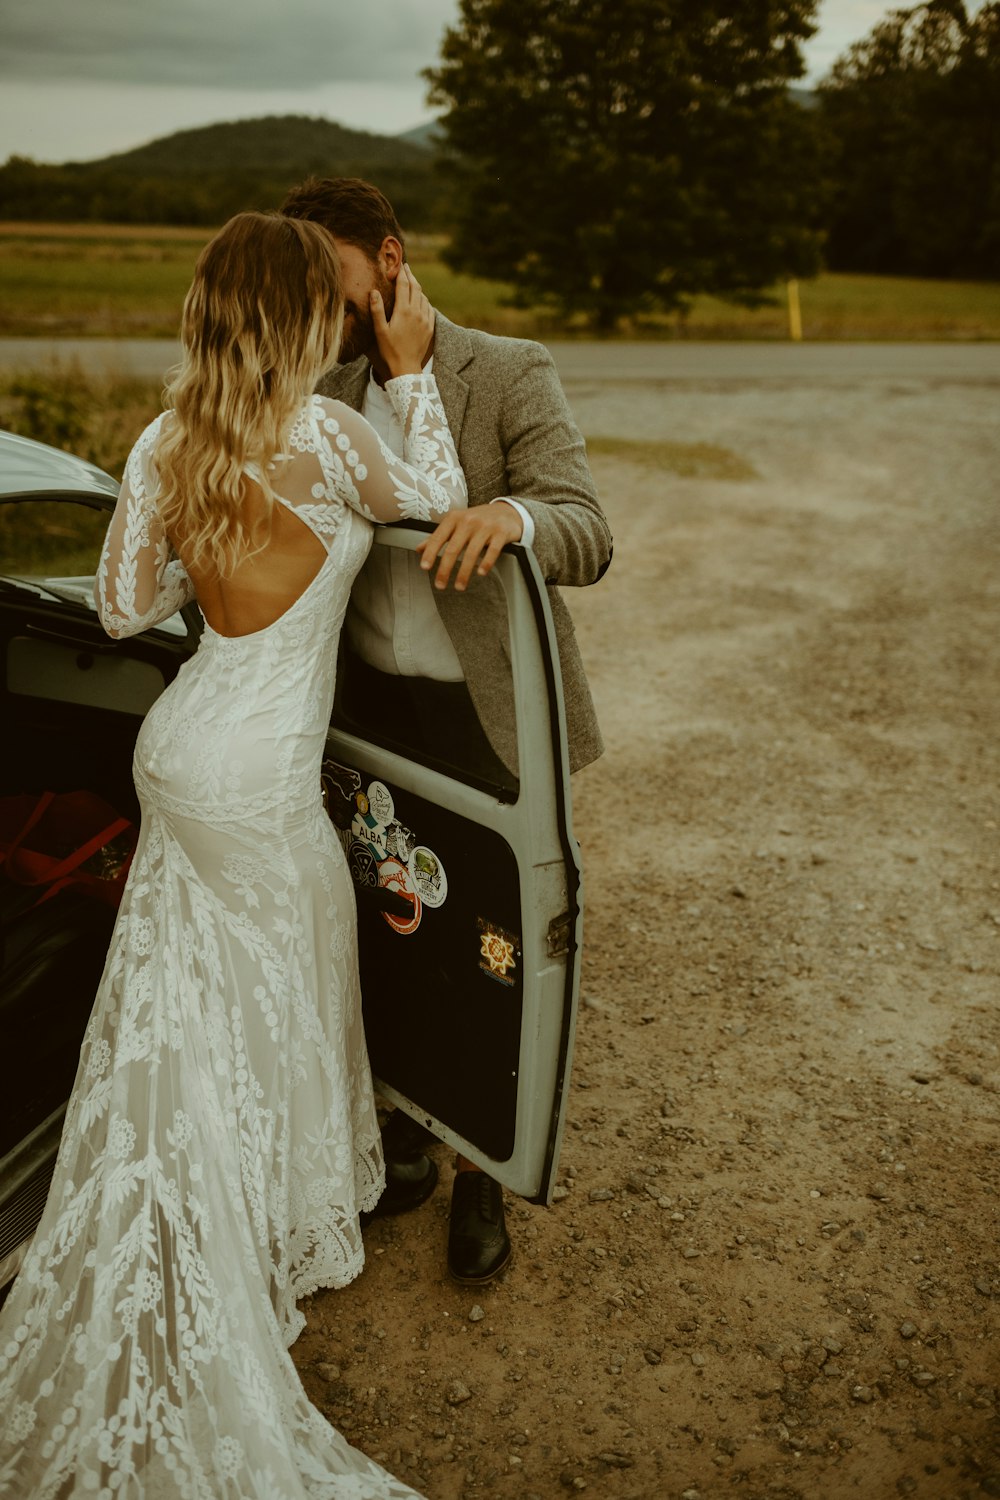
[0,0,932,164]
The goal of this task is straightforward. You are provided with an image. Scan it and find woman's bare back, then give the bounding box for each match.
[174,487,328,640]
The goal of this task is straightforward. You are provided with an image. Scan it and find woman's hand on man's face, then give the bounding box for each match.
[372,265,435,378]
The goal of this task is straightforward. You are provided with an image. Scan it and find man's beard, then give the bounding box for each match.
[338,267,395,365]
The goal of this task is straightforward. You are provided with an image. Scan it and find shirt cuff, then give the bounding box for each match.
[491,497,534,548]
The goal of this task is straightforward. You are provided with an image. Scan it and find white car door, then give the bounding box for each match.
[323,525,583,1204]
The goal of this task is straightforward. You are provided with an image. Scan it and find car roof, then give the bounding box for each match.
[0,428,118,502]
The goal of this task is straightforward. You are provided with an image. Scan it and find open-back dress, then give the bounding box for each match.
[0,373,466,1498]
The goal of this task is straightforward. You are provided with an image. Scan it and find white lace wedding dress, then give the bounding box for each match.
[0,375,466,1498]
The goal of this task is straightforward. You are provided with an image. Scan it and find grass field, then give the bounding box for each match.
[1,223,999,340]
[0,367,162,478]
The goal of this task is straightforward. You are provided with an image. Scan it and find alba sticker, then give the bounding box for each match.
[328,768,450,937]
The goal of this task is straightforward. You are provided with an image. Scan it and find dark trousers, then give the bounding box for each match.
[335,649,518,797]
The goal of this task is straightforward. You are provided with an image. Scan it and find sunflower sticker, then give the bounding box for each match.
[477,918,519,986]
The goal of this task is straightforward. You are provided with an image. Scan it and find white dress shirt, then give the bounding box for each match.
[345,361,535,681]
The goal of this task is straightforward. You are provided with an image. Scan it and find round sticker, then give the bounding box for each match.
[408,845,448,909]
[348,841,379,889]
[355,791,370,815]
[378,857,422,936]
[367,780,395,827]
[350,810,386,860]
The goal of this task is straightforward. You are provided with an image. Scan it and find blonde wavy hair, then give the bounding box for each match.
[154,211,343,577]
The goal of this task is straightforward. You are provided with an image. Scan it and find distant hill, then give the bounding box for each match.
[396,121,443,150]
[0,114,442,230]
[78,115,432,178]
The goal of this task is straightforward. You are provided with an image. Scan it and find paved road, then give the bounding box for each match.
[548,340,1000,383]
[0,339,185,380]
[1,337,998,385]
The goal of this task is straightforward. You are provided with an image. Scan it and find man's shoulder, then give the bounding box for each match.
[434,314,552,378]
[464,325,549,361]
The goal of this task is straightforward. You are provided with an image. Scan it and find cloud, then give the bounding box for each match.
[0,0,459,90]
[0,78,436,163]
[802,0,992,81]
[801,0,898,79]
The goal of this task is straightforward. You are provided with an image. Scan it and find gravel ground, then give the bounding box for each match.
[291,357,999,1499]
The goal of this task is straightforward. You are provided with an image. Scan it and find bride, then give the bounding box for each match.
[0,211,470,1498]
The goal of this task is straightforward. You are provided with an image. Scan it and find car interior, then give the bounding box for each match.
[0,492,196,1294]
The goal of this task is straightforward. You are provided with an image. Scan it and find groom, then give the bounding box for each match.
[281,176,611,1284]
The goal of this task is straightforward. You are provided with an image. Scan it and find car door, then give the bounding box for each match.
[323,524,582,1205]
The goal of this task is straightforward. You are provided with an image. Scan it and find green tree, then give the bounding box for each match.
[425,0,826,329]
[819,2,1000,278]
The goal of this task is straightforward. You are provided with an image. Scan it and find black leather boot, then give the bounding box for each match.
[363,1110,438,1224]
[447,1170,512,1284]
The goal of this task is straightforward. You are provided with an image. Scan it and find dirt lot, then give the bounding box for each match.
[292,355,1000,1499]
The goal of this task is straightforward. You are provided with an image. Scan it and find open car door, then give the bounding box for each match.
[323,525,582,1205]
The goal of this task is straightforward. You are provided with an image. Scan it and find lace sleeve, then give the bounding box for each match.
[302,376,467,523]
[94,415,196,640]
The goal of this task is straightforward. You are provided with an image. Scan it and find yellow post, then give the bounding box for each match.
[787,278,803,341]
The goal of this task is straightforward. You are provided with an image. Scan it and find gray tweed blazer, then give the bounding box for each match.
[317,313,612,774]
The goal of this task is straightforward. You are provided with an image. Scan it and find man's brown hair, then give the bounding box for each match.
[280,177,406,262]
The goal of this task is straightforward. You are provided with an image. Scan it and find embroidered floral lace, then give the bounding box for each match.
[0,378,465,1498]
